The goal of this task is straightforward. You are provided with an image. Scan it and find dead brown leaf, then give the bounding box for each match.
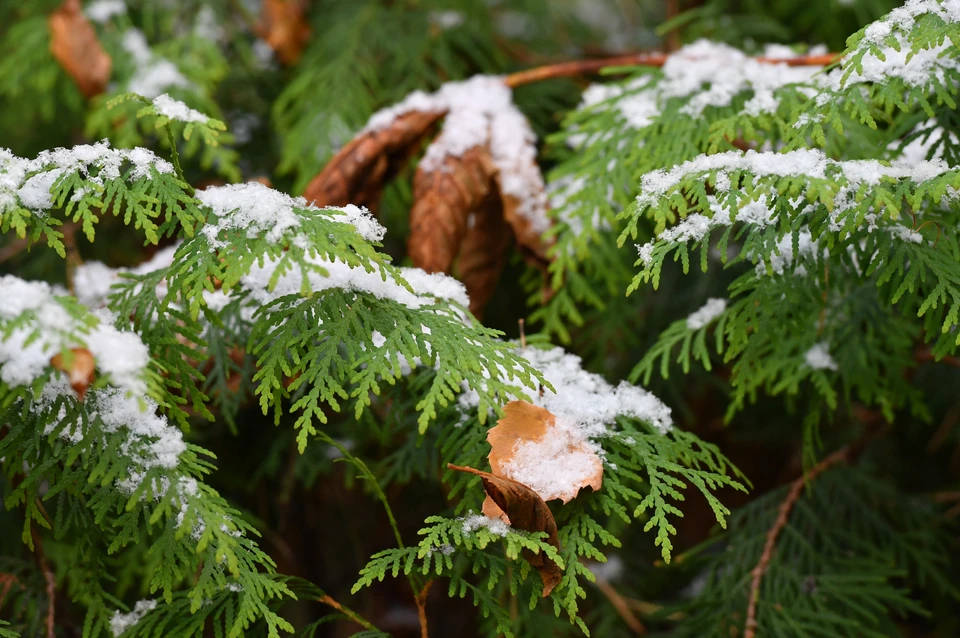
[448,463,562,596]
[258,0,311,65]
[50,347,96,401]
[455,189,511,317]
[408,145,498,275]
[49,0,112,98]
[303,110,444,211]
[488,401,603,504]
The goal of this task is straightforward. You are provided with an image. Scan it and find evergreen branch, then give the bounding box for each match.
[744,444,852,638]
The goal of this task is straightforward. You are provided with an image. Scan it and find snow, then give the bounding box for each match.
[198,183,385,247]
[95,390,186,469]
[74,244,179,308]
[686,298,727,330]
[0,276,150,396]
[824,0,960,92]
[460,345,672,433]
[122,29,192,99]
[456,346,672,503]
[635,149,949,211]
[428,10,464,29]
[500,418,603,502]
[240,255,469,310]
[758,230,821,276]
[804,342,838,371]
[461,513,510,537]
[577,40,824,129]
[110,599,157,637]
[152,94,208,124]
[2,141,174,212]
[587,555,624,582]
[86,0,126,23]
[361,76,550,234]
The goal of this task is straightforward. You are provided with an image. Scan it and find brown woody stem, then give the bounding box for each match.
[504,53,840,88]
[415,580,434,638]
[30,528,56,638]
[743,445,850,638]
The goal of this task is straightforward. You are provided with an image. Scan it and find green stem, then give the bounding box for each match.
[165,124,195,197]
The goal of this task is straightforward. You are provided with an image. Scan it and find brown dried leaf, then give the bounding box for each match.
[258,0,311,65]
[408,145,498,274]
[488,400,603,504]
[303,110,444,211]
[455,189,511,317]
[448,463,562,596]
[49,0,112,98]
[50,347,96,401]
[495,167,552,271]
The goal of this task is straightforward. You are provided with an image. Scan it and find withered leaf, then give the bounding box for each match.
[448,463,562,597]
[50,347,96,401]
[487,400,603,505]
[49,0,112,98]
[304,110,444,211]
[496,170,552,272]
[258,0,311,66]
[408,145,498,275]
[455,188,511,318]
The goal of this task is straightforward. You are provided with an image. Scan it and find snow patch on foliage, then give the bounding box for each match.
[1,141,174,214]
[0,276,151,396]
[459,346,673,436]
[86,0,126,23]
[110,599,157,637]
[152,94,208,124]
[804,342,838,371]
[362,76,549,234]
[500,419,604,502]
[461,513,511,537]
[198,182,385,247]
[122,29,192,98]
[578,40,823,127]
[686,298,727,330]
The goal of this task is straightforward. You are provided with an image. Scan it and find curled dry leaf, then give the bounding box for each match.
[302,79,555,317]
[456,189,512,317]
[49,0,112,98]
[50,347,96,401]
[448,463,562,597]
[303,110,443,211]
[488,400,603,504]
[258,0,311,65]
[408,145,498,275]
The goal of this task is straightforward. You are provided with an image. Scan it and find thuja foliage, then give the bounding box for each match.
[1,1,959,637]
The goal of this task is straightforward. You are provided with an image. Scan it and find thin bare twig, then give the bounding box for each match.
[62,223,82,295]
[518,318,527,349]
[29,528,56,638]
[594,577,647,634]
[318,594,379,632]
[743,445,850,638]
[414,579,434,638]
[504,52,839,88]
